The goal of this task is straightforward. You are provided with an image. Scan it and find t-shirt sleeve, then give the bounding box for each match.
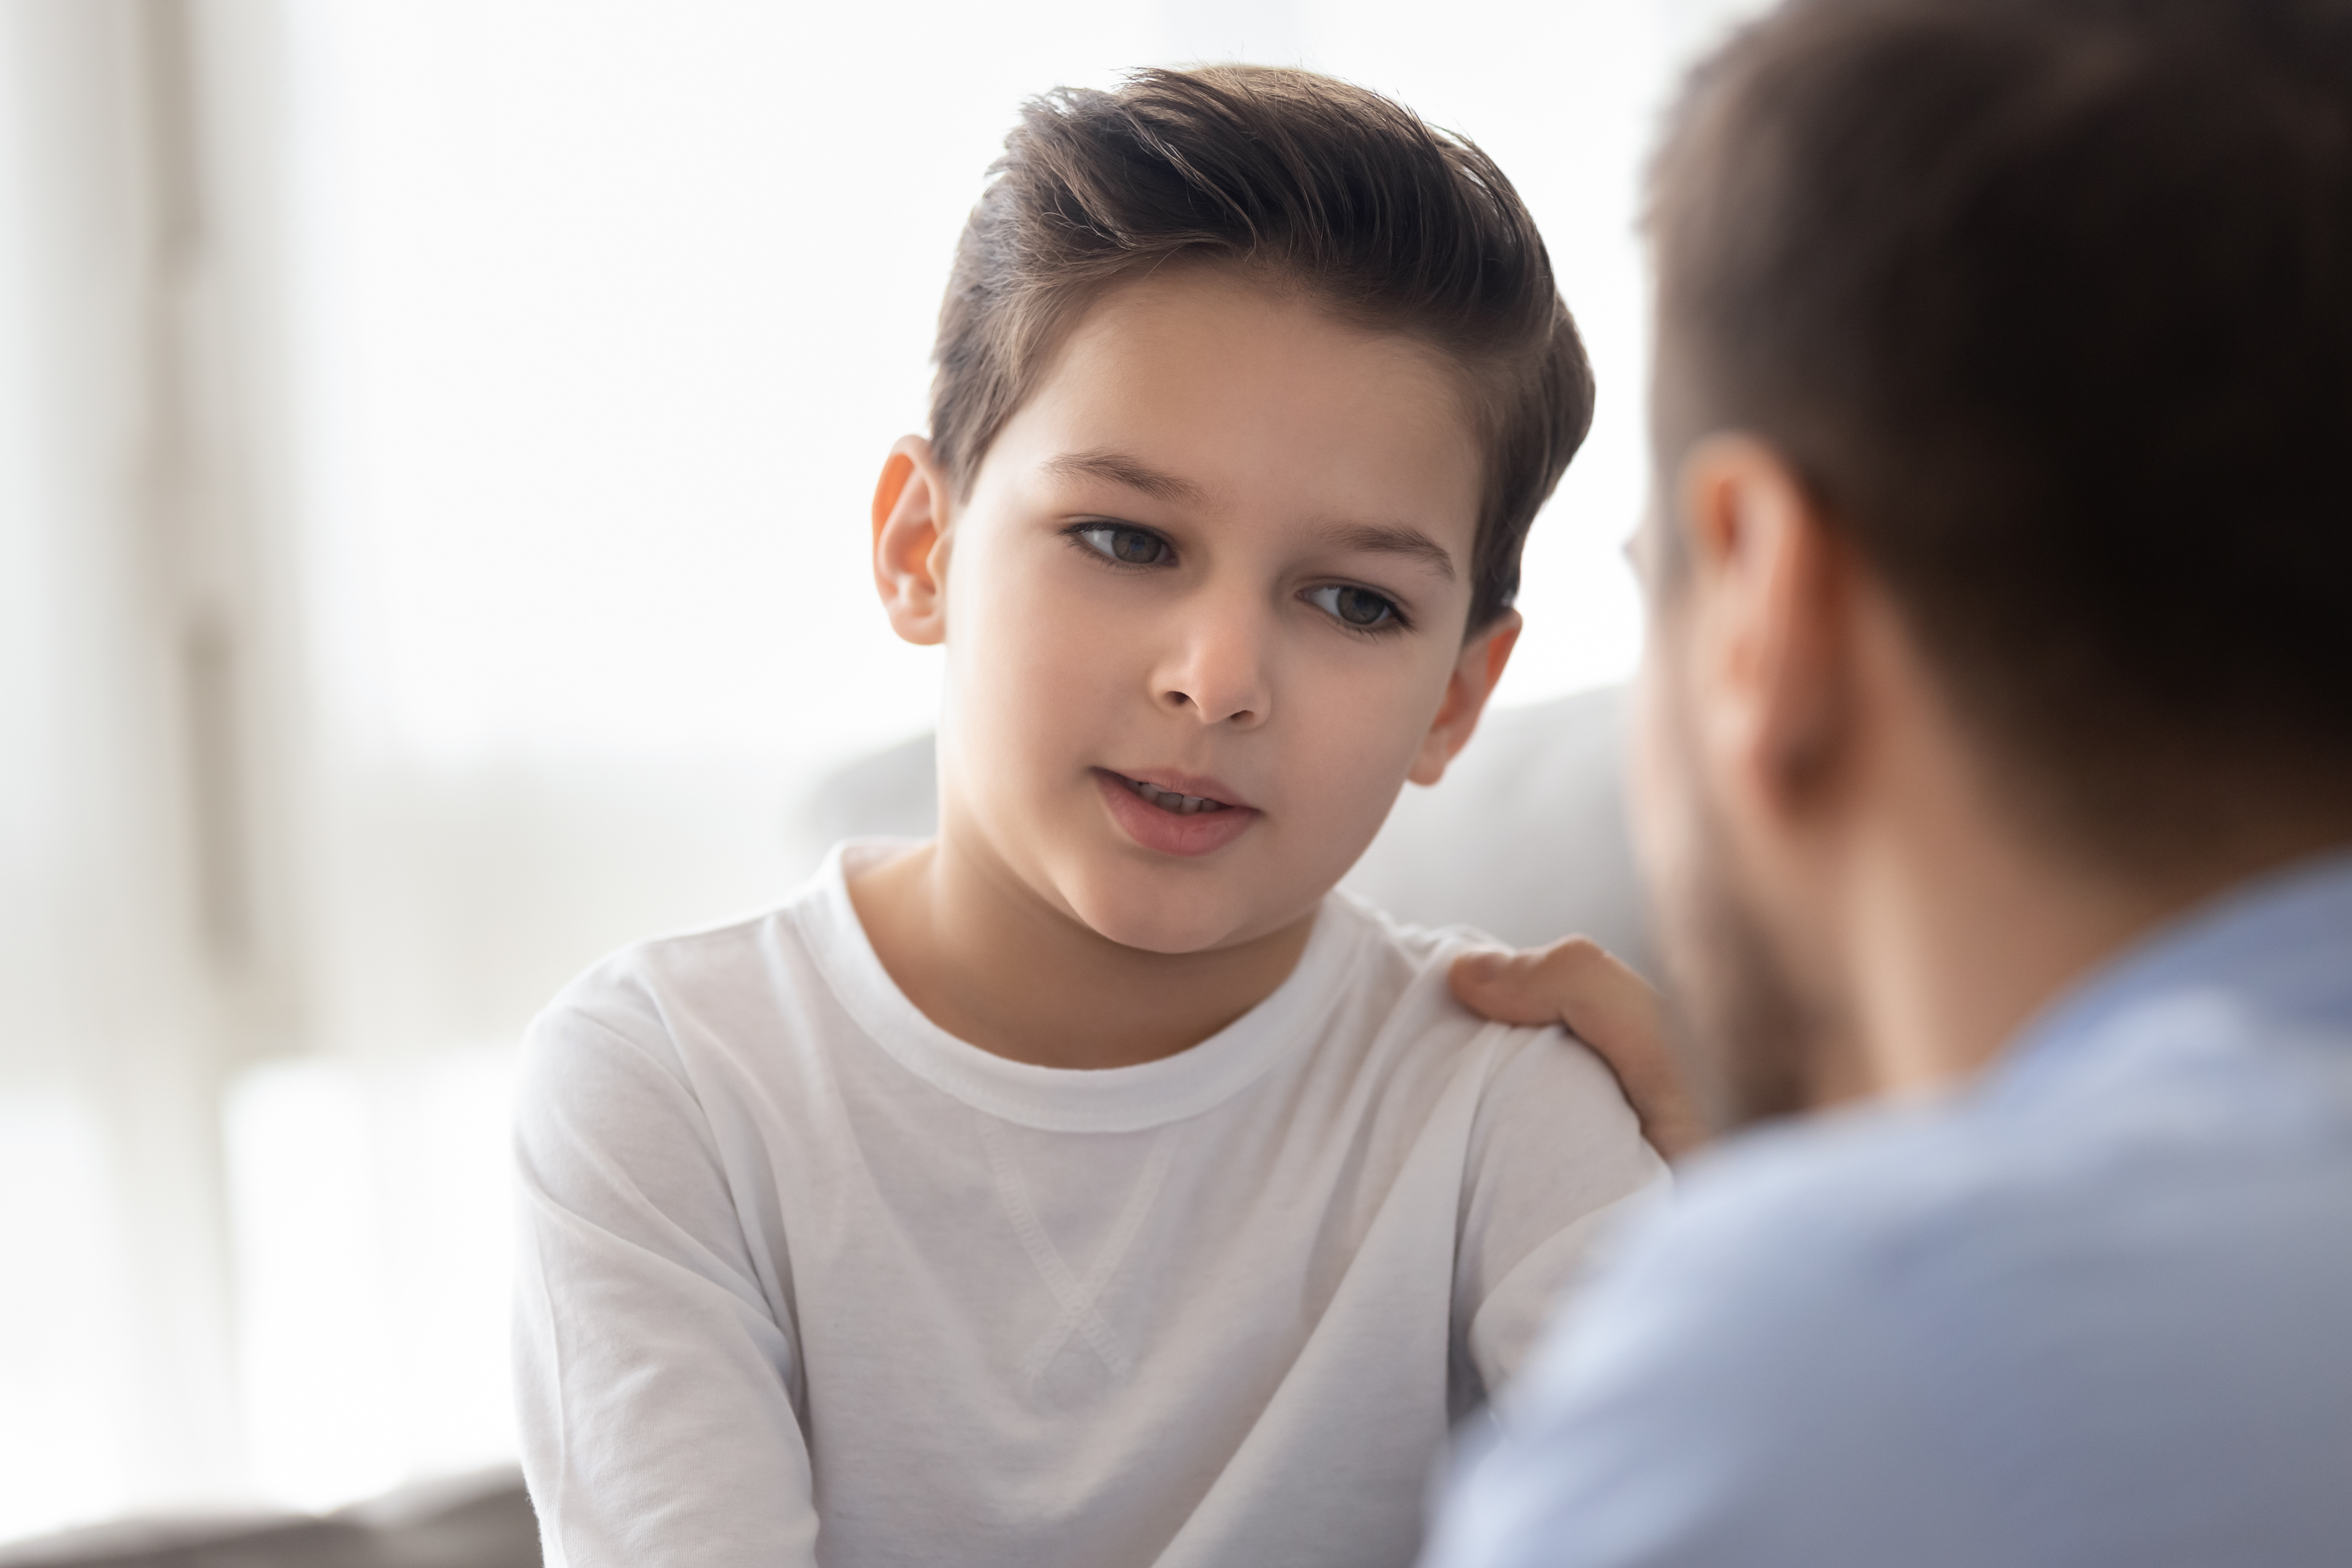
[1454,1025,1669,1398]
[512,979,819,1568]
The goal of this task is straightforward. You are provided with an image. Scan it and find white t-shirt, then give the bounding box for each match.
[513,841,1663,1568]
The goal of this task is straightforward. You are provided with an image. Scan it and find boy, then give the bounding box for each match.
[513,67,1660,1568]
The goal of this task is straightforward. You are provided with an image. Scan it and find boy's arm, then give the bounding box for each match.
[513,997,818,1568]
[1454,1023,1669,1396]
[1451,940,1711,1161]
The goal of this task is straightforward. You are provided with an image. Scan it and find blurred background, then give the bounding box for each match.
[0,0,1764,1551]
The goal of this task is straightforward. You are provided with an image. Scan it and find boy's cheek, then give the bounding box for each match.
[946,543,1121,681]
[944,582,1154,793]
[1273,660,1455,841]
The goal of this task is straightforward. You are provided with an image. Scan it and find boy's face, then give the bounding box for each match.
[874,266,1515,955]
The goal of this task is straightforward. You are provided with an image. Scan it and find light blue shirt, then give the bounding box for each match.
[1426,851,2352,1568]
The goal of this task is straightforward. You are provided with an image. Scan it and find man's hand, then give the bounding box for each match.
[1451,940,1710,1161]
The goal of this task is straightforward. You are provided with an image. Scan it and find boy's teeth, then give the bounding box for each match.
[1124,775,1226,815]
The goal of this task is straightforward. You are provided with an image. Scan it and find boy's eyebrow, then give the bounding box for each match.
[1041,449,1211,506]
[1316,521,1457,581]
[1043,448,1456,580]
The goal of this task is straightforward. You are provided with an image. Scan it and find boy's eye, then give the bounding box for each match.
[1305,584,1401,630]
[1075,525,1170,566]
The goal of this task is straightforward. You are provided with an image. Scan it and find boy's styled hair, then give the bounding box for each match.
[933,66,1594,631]
[1649,0,2352,861]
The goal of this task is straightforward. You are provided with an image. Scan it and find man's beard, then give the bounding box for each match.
[1652,779,1825,1134]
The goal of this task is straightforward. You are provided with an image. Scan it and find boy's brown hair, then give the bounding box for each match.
[931,66,1594,632]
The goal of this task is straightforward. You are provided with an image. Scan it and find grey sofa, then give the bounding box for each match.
[0,1468,537,1568]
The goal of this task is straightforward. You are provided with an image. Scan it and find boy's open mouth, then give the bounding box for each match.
[1107,771,1234,816]
[1092,769,1260,856]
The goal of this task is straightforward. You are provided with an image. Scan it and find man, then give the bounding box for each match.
[1431,0,2352,1562]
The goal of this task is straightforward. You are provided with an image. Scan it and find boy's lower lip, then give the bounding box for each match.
[1092,770,1260,857]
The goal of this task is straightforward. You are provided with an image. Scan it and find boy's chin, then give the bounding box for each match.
[1061,872,1307,958]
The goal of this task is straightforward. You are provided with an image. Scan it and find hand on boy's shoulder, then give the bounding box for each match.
[1450,939,1710,1162]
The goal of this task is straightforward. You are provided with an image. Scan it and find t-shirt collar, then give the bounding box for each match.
[798,838,1369,1133]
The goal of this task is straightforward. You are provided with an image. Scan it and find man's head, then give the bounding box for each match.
[1633,0,2352,1126]
[870,68,1592,955]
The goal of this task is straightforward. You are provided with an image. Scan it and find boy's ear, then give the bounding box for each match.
[1408,610,1522,787]
[872,435,955,646]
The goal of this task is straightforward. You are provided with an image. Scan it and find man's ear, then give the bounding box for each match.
[1672,433,1853,818]
[872,435,955,646]
[1408,609,1522,787]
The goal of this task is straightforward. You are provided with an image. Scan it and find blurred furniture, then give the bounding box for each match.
[0,1470,536,1568]
[801,684,1654,974]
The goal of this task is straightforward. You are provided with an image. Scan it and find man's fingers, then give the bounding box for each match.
[1448,943,1594,1026]
[1450,938,1711,1160]
[1450,937,1646,1031]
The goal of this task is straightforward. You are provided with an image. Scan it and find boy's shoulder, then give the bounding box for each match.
[1320,881,1504,1002]
[521,851,852,1067]
[1315,889,1640,1123]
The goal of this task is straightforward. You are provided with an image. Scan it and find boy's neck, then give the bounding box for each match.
[846,837,1317,1070]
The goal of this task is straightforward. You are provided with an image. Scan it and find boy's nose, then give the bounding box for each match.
[1155,605,1274,728]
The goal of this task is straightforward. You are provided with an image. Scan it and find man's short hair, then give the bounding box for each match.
[932,66,1595,631]
[1650,0,2352,858]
